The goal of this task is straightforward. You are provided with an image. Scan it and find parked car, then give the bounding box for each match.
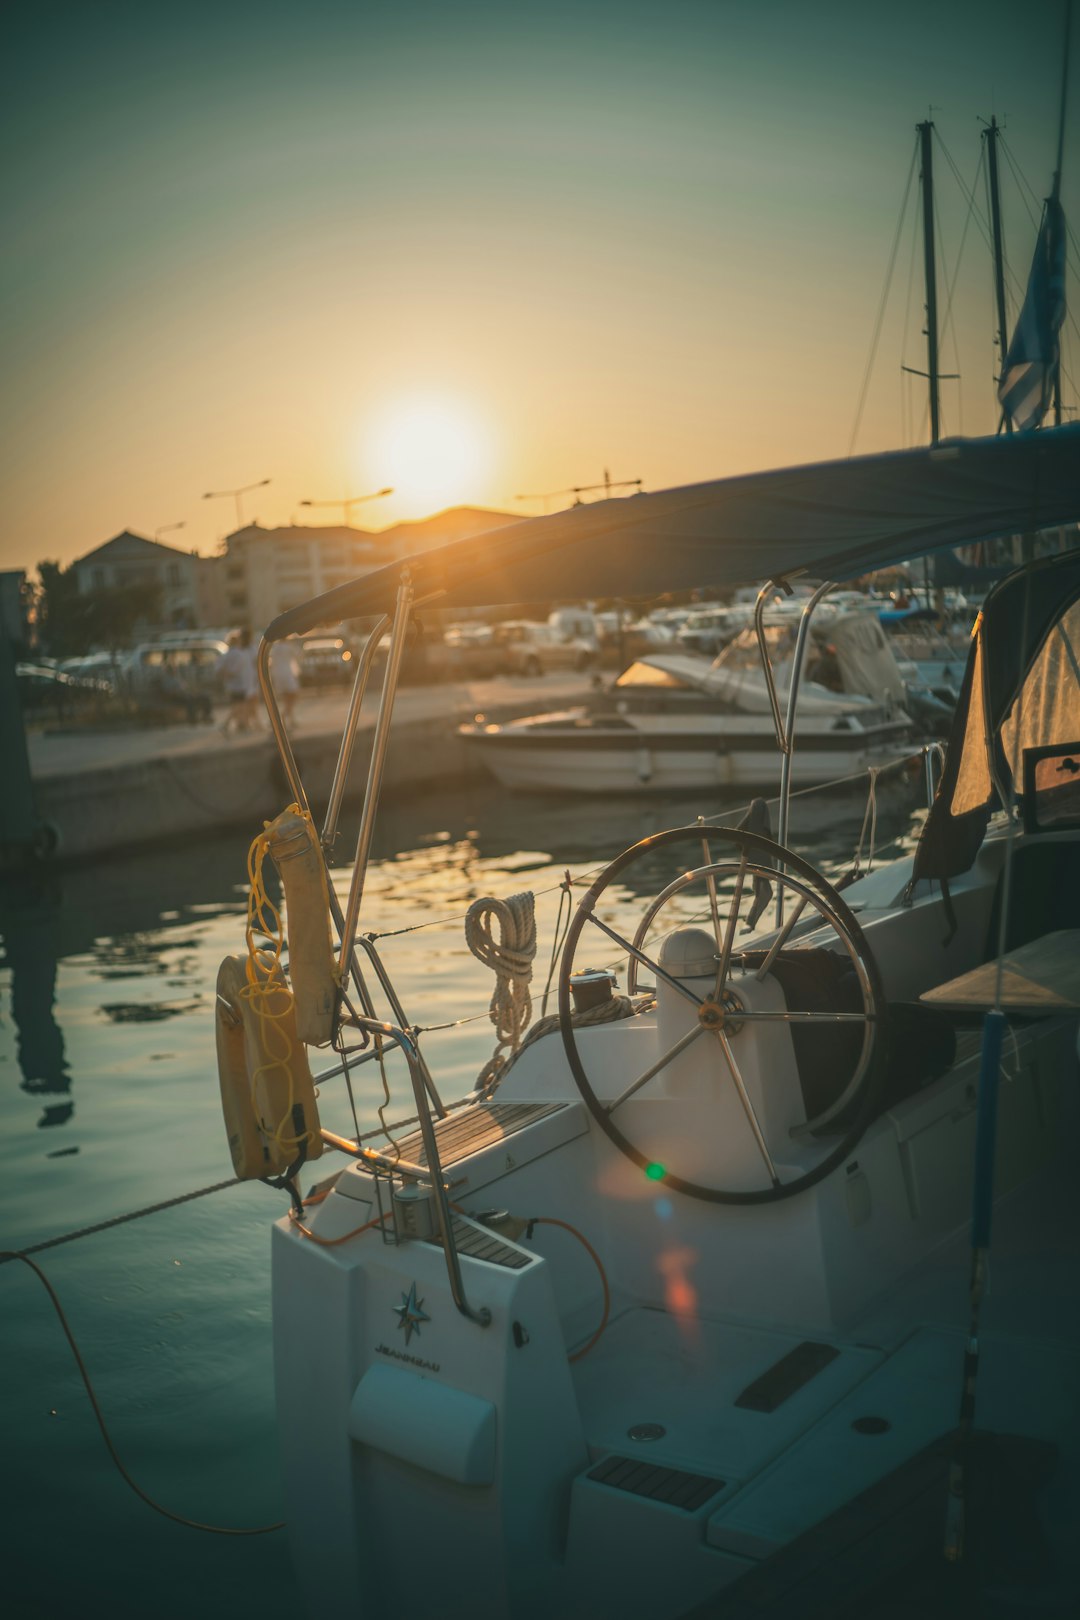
[676,605,751,656]
[297,636,355,685]
[16,662,110,715]
[58,652,120,690]
[440,623,499,679]
[493,621,596,677]
[121,638,229,699]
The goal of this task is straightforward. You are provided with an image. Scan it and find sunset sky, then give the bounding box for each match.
[2,0,1076,571]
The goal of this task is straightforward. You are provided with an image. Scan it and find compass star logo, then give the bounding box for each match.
[393,1283,430,1345]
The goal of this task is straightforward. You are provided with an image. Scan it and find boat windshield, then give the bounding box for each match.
[712,623,794,671]
[614,661,696,690]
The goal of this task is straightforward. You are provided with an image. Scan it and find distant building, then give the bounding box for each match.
[69,531,203,627]
[216,507,517,632]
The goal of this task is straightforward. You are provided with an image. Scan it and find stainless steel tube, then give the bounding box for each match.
[257,638,313,818]
[321,613,392,853]
[337,574,415,980]
[777,580,836,852]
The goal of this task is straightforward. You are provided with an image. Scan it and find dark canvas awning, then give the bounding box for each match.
[914,547,1080,886]
[267,425,1080,641]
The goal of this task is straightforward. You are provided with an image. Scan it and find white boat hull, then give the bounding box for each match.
[462,720,911,794]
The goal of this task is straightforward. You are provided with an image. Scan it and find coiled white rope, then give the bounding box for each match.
[466,891,537,1089]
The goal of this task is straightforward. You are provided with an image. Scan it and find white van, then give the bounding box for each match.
[121,637,229,697]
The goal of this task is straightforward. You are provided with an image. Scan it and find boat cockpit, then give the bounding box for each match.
[216,432,1080,1619]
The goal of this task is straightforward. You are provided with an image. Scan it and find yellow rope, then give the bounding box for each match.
[240,806,318,1159]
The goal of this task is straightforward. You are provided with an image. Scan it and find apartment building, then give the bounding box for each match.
[216,508,517,632]
[69,531,207,627]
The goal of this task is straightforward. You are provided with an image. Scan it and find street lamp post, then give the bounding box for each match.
[202,478,272,532]
[154,521,186,543]
[298,487,394,526]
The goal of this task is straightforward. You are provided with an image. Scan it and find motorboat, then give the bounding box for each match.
[459,606,920,795]
[222,426,1080,1619]
[879,604,971,703]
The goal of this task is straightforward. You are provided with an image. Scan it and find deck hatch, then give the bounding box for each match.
[587,1455,725,1512]
[734,1339,840,1412]
[392,1102,565,1169]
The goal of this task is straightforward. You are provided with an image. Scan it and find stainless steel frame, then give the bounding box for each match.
[256,570,483,1323]
[753,578,837,922]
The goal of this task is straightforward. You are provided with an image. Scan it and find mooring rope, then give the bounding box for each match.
[0,1177,243,1266]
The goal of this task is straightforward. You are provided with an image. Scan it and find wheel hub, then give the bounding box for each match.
[697,990,744,1033]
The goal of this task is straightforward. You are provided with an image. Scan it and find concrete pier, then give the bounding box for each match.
[26,675,589,865]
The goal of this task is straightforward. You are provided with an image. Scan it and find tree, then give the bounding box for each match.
[35,561,162,657]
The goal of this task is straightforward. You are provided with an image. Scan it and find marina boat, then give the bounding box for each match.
[459,607,918,795]
[219,426,1080,1619]
[879,605,971,703]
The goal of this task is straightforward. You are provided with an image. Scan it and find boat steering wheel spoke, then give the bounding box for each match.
[716,1027,781,1188]
[604,1023,707,1114]
[559,824,886,1205]
[582,907,704,1012]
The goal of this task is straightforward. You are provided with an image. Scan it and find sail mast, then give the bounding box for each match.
[1051,0,1073,425]
[917,120,942,445]
[984,117,1013,433]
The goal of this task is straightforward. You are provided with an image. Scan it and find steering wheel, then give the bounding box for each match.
[558,824,886,1204]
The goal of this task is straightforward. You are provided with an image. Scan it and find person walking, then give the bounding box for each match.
[271,636,301,725]
[220,627,259,734]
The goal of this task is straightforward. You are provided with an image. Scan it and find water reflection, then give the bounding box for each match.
[0,870,71,1128]
[0,779,923,1148]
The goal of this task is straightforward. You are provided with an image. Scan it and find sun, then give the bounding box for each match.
[364,395,493,515]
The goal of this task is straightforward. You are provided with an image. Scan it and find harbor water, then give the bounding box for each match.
[0,777,921,1619]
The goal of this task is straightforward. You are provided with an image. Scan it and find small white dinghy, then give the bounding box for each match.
[219,428,1080,1620]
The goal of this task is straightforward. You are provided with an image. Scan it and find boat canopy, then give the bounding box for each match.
[913,548,1080,884]
[266,425,1080,641]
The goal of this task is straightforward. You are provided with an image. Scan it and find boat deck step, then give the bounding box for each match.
[393,1100,568,1169]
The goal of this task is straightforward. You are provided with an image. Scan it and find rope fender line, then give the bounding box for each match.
[1,1250,284,1536]
[466,890,537,1090]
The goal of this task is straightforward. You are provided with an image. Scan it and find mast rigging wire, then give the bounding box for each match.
[848,138,918,455]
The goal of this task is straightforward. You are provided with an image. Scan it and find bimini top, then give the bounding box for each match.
[266,424,1080,641]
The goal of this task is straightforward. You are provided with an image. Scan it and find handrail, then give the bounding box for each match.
[256,639,314,820]
[321,613,392,854]
[752,578,837,924]
[337,575,414,980]
[753,581,789,748]
[354,933,446,1117]
[345,1017,490,1328]
[777,581,837,851]
[924,740,946,807]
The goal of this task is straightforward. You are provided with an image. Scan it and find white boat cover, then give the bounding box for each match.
[828,612,907,705]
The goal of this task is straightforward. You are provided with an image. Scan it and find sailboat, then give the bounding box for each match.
[206,417,1080,1618]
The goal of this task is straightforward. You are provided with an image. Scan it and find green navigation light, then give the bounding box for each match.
[645,1162,666,1182]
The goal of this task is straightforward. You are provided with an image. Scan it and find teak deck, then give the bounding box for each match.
[919,928,1080,1015]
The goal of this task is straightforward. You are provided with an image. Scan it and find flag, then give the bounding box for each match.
[997,197,1067,432]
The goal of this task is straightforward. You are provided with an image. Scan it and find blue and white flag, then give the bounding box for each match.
[998,197,1067,432]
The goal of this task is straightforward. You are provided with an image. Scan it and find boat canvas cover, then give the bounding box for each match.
[826,612,907,705]
[266,425,1080,641]
[914,549,1080,883]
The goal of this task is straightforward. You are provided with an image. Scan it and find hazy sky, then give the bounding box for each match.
[2,0,1076,569]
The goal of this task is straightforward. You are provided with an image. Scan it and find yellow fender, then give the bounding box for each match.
[216,953,323,1180]
[266,807,340,1046]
